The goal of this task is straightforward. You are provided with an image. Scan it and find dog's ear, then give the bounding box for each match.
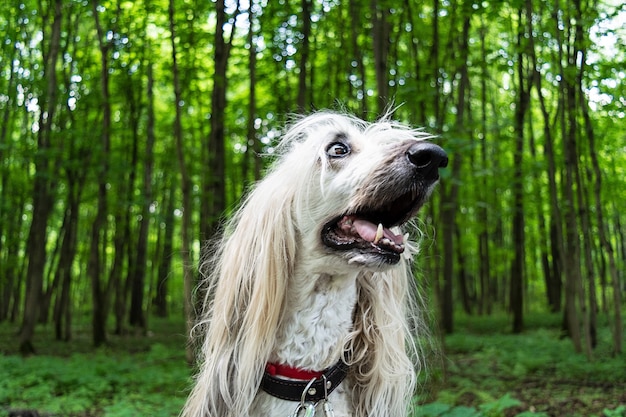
[347,264,421,417]
[182,177,297,417]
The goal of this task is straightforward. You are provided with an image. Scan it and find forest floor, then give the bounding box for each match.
[0,312,624,417]
[416,313,626,417]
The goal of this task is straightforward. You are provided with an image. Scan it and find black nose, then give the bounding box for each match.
[406,142,448,180]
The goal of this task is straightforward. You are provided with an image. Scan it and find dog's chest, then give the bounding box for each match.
[271,273,358,370]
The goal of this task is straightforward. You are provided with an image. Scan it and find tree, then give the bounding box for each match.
[370,0,390,113]
[438,0,471,334]
[200,0,241,241]
[510,7,530,335]
[88,0,117,347]
[19,0,63,354]
[297,0,312,111]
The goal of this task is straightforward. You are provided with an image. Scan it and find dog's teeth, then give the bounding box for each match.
[374,223,384,244]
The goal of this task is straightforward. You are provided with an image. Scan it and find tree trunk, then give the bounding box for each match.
[581,85,621,356]
[19,0,63,354]
[169,0,195,365]
[134,58,156,321]
[200,0,240,241]
[155,182,175,318]
[527,0,563,312]
[477,14,492,315]
[455,225,472,315]
[88,0,114,347]
[573,0,612,353]
[53,186,81,341]
[127,72,146,330]
[522,0,551,314]
[297,0,312,111]
[554,0,585,354]
[440,10,470,334]
[0,30,20,318]
[111,211,130,334]
[370,0,390,113]
[243,7,261,185]
[348,0,367,117]
[510,8,530,335]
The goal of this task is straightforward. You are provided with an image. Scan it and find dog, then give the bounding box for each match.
[181,112,447,417]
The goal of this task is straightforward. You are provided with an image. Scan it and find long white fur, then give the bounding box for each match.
[181,112,433,417]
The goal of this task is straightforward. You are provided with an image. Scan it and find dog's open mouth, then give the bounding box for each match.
[321,189,424,263]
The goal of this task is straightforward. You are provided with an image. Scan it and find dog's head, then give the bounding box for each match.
[276,112,447,269]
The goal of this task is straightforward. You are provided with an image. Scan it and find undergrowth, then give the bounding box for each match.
[0,319,190,417]
[0,313,624,417]
[414,312,626,417]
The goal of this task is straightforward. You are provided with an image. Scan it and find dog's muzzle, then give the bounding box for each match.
[321,142,448,264]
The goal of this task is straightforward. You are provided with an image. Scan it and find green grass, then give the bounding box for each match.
[1,313,624,417]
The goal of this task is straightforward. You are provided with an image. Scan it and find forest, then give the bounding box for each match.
[0,0,625,416]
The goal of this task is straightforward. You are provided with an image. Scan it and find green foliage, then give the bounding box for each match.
[603,406,626,417]
[0,343,189,416]
[416,394,538,417]
[418,313,626,417]
[0,314,623,416]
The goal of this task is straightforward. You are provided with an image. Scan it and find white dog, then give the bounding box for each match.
[181,112,447,417]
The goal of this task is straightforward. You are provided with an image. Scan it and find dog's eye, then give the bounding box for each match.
[326,142,351,158]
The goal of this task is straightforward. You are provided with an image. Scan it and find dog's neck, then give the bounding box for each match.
[270,268,359,372]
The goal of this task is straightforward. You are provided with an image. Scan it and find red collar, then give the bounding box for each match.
[265,363,324,380]
[261,360,349,402]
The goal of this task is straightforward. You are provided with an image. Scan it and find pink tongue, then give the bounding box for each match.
[352,219,403,245]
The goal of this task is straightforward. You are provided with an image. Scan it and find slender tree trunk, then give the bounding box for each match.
[440,11,470,334]
[404,0,426,124]
[431,0,441,126]
[477,15,492,315]
[133,58,156,321]
[297,0,312,111]
[19,0,63,354]
[53,186,81,341]
[200,0,240,241]
[348,0,367,117]
[155,182,175,318]
[156,181,176,317]
[0,31,20,313]
[434,0,453,334]
[371,0,390,113]
[527,1,563,312]
[111,210,130,335]
[168,0,194,364]
[127,75,146,331]
[581,85,621,356]
[510,8,530,334]
[3,196,25,323]
[554,0,585,354]
[244,6,261,184]
[112,88,140,334]
[521,1,552,313]
[88,0,114,347]
[455,226,472,315]
[573,0,610,353]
